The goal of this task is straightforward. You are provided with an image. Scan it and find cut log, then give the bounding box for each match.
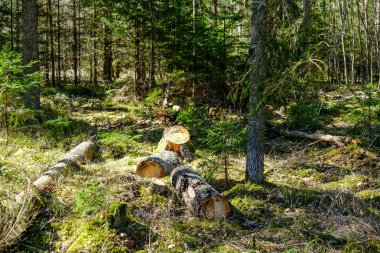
[171,166,231,220]
[33,140,96,191]
[136,151,181,178]
[281,130,359,147]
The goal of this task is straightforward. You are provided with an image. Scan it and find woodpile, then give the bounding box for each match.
[134,125,232,220]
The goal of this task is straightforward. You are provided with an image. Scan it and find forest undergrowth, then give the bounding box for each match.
[0,85,379,253]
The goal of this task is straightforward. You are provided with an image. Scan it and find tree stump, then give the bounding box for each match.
[171,166,231,220]
[156,125,193,162]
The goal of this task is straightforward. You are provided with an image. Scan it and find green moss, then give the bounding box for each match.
[224,182,268,199]
[99,131,151,159]
[230,197,266,221]
[322,174,367,192]
[57,216,130,253]
[74,181,110,217]
[107,202,129,231]
[356,190,380,202]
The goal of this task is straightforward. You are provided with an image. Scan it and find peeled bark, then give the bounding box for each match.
[33,140,96,191]
[171,166,231,220]
[136,151,181,178]
[281,130,358,147]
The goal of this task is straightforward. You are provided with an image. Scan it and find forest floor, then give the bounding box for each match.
[1,86,380,252]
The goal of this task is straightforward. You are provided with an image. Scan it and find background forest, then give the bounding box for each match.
[0,0,379,252]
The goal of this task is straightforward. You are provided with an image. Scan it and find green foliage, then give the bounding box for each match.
[0,46,40,97]
[43,116,79,139]
[285,100,322,130]
[143,88,162,107]
[0,46,40,130]
[202,119,247,155]
[74,181,109,217]
[176,104,212,139]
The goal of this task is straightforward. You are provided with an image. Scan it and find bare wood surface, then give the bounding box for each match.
[136,150,181,178]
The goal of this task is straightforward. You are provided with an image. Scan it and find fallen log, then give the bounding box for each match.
[281,130,359,147]
[156,125,193,162]
[33,139,96,191]
[136,151,181,178]
[171,166,231,220]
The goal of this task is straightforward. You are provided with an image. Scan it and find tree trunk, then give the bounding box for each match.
[134,17,141,97]
[48,0,56,87]
[302,0,312,35]
[103,13,112,83]
[246,0,268,183]
[92,0,98,85]
[149,1,156,92]
[57,0,62,85]
[33,140,96,191]
[73,0,79,86]
[136,151,181,178]
[22,0,40,110]
[171,166,231,220]
[10,0,14,50]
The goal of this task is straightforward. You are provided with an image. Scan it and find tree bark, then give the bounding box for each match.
[103,4,112,84]
[281,130,358,147]
[171,166,231,220]
[22,0,40,110]
[136,151,181,178]
[73,0,79,86]
[57,0,62,85]
[246,0,268,183]
[48,0,56,87]
[33,140,96,191]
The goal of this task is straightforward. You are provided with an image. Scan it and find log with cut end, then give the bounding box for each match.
[171,166,231,220]
[33,140,96,191]
[281,130,359,147]
[136,151,181,178]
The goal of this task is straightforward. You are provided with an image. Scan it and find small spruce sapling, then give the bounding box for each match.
[202,120,247,185]
[0,46,40,134]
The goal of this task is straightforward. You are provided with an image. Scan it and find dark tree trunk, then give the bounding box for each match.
[92,0,98,85]
[57,0,62,85]
[302,0,312,35]
[134,17,141,97]
[48,0,56,86]
[246,0,269,183]
[73,0,79,86]
[10,0,14,50]
[103,10,112,84]
[22,0,40,109]
[148,1,156,91]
